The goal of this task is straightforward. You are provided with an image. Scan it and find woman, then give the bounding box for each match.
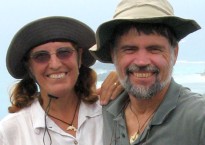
[0,16,121,145]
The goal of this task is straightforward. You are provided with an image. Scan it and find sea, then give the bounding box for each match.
[1,60,205,120]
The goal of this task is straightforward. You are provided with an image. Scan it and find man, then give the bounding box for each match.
[90,0,205,144]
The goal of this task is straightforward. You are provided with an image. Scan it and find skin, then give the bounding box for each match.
[111,28,178,138]
[28,41,122,136]
[29,42,81,98]
[29,41,82,136]
[98,71,123,105]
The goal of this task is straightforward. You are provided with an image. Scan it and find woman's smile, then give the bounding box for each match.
[47,72,67,79]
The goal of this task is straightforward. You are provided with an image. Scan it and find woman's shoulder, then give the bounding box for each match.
[0,107,30,127]
[81,100,102,110]
[0,99,40,131]
[80,100,102,117]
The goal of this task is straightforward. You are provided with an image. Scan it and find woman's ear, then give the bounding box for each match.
[78,48,83,68]
[24,61,36,80]
[28,66,36,80]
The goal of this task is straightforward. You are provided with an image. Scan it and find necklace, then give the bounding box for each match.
[129,103,155,143]
[48,100,80,132]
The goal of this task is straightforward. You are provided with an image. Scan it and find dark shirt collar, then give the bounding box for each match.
[106,78,182,125]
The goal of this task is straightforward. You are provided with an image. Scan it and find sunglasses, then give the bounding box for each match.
[30,47,76,63]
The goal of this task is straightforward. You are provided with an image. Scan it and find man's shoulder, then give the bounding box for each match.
[103,91,128,107]
[102,91,129,118]
[177,88,205,119]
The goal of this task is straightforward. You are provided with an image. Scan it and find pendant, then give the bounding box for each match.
[67,124,77,132]
[130,132,139,144]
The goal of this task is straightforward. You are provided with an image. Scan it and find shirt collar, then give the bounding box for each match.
[30,99,47,130]
[105,91,129,117]
[78,101,102,128]
[106,78,182,125]
[30,99,72,136]
[151,79,182,125]
[31,99,102,130]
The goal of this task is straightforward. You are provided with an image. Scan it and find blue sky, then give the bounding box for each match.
[0,0,204,118]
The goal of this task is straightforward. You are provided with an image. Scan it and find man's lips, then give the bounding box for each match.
[132,72,153,78]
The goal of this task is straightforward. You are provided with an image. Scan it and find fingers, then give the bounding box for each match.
[99,71,123,105]
[96,88,101,96]
[110,82,124,100]
[99,71,118,104]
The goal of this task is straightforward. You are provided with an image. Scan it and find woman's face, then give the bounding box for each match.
[28,41,82,97]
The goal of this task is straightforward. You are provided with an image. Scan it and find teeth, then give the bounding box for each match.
[49,73,65,79]
[133,73,152,78]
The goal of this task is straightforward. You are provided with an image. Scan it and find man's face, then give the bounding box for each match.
[112,28,178,99]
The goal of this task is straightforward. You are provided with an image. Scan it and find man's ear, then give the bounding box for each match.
[173,44,179,65]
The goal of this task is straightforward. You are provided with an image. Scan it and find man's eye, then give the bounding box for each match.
[120,46,137,54]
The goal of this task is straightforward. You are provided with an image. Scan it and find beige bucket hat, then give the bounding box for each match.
[90,0,201,63]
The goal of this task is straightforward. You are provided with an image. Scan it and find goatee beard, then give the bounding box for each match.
[120,64,172,99]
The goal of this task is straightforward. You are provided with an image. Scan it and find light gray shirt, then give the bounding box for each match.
[102,79,205,145]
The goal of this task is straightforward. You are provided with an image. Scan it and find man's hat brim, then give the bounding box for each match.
[90,16,200,63]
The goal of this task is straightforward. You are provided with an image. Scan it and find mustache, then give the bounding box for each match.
[126,64,159,75]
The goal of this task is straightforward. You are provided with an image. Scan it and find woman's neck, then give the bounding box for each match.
[40,91,79,114]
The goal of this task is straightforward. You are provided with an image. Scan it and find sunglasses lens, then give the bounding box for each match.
[56,48,75,60]
[31,51,50,63]
[30,47,75,63]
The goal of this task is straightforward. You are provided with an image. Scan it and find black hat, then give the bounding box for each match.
[6,16,96,79]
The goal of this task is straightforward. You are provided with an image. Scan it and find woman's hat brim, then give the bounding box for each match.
[6,16,96,79]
